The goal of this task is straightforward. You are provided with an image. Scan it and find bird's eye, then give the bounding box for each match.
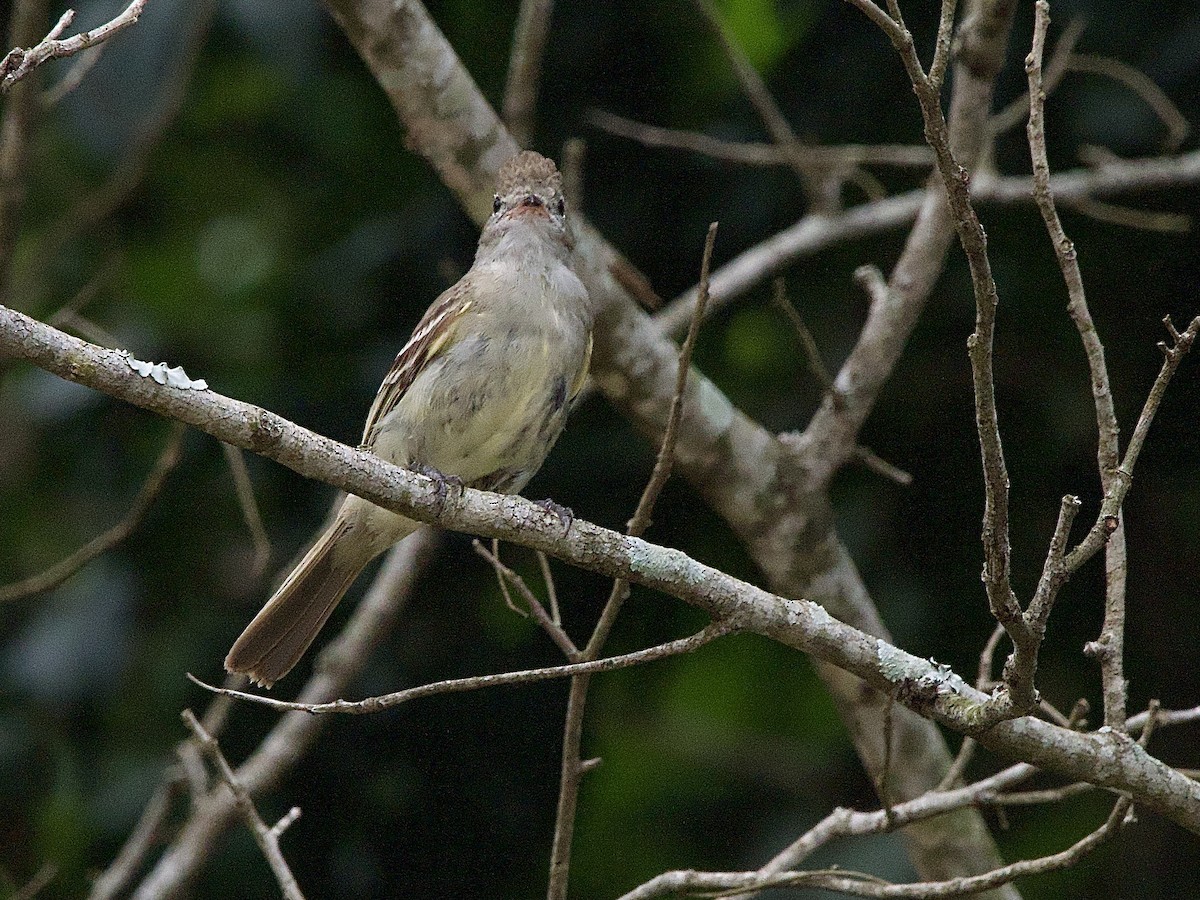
[493,195,502,214]
[555,198,565,216]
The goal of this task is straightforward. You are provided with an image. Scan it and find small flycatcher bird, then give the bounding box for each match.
[225,151,593,687]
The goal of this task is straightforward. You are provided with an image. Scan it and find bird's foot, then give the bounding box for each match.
[411,463,464,513]
[536,498,574,535]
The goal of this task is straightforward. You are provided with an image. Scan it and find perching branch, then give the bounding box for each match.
[4,306,1200,834]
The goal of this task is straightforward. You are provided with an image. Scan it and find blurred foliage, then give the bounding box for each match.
[2,0,1200,897]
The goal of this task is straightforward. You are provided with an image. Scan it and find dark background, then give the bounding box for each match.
[2,0,1199,897]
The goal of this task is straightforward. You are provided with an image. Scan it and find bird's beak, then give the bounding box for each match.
[507,194,550,219]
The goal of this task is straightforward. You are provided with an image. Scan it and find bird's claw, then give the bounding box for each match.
[411,463,464,513]
[536,498,574,535]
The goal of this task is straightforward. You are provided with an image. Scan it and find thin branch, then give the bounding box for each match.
[1026,1,1130,727]
[0,423,185,603]
[688,0,841,206]
[547,223,720,900]
[771,277,837,397]
[0,0,46,303]
[847,0,1031,720]
[1,0,149,91]
[927,0,959,93]
[501,0,554,147]
[988,17,1085,138]
[181,710,306,900]
[1059,196,1191,233]
[32,0,214,283]
[621,797,1132,899]
[88,686,237,900]
[734,761,1037,900]
[87,778,179,900]
[653,149,1200,340]
[40,39,103,105]
[536,550,561,625]
[128,531,439,899]
[851,446,913,486]
[222,442,272,577]
[473,539,579,659]
[1064,316,1200,574]
[588,109,935,169]
[487,537,525,618]
[187,622,735,716]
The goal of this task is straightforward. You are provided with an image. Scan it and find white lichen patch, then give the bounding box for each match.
[877,639,966,695]
[627,538,706,587]
[120,351,208,390]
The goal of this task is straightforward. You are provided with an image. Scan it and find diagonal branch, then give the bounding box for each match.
[4,305,1200,835]
[181,710,306,900]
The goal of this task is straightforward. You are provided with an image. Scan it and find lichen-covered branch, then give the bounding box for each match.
[4,306,1200,835]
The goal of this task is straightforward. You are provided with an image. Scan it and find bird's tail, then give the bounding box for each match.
[225,515,379,688]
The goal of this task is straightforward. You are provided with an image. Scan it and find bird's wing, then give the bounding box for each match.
[570,330,593,402]
[360,278,474,448]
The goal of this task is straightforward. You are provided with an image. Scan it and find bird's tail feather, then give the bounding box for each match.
[225,517,372,688]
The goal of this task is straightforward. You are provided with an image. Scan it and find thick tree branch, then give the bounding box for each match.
[4,307,1200,835]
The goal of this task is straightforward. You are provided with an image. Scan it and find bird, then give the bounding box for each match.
[225,150,594,687]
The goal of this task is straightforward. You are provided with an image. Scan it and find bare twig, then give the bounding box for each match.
[0,423,185,603]
[851,446,913,486]
[1059,196,1191,233]
[1027,1,1127,730]
[88,778,179,900]
[536,549,561,625]
[771,278,836,397]
[688,0,842,206]
[619,796,1131,899]
[40,40,103,104]
[1,0,149,91]
[501,0,554,147]
[588,109,935,170]
[473,539,579,659]
[187,622,735,716]
[1065,316,1200,576]
[222,442,272,577]
[0,0,46,303]
[487,537,525,617]
[548,223,721,900]
[988,16,1085,138]
[654,149,1200,340]
[181,710,306,900]
[127,531,438,899]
